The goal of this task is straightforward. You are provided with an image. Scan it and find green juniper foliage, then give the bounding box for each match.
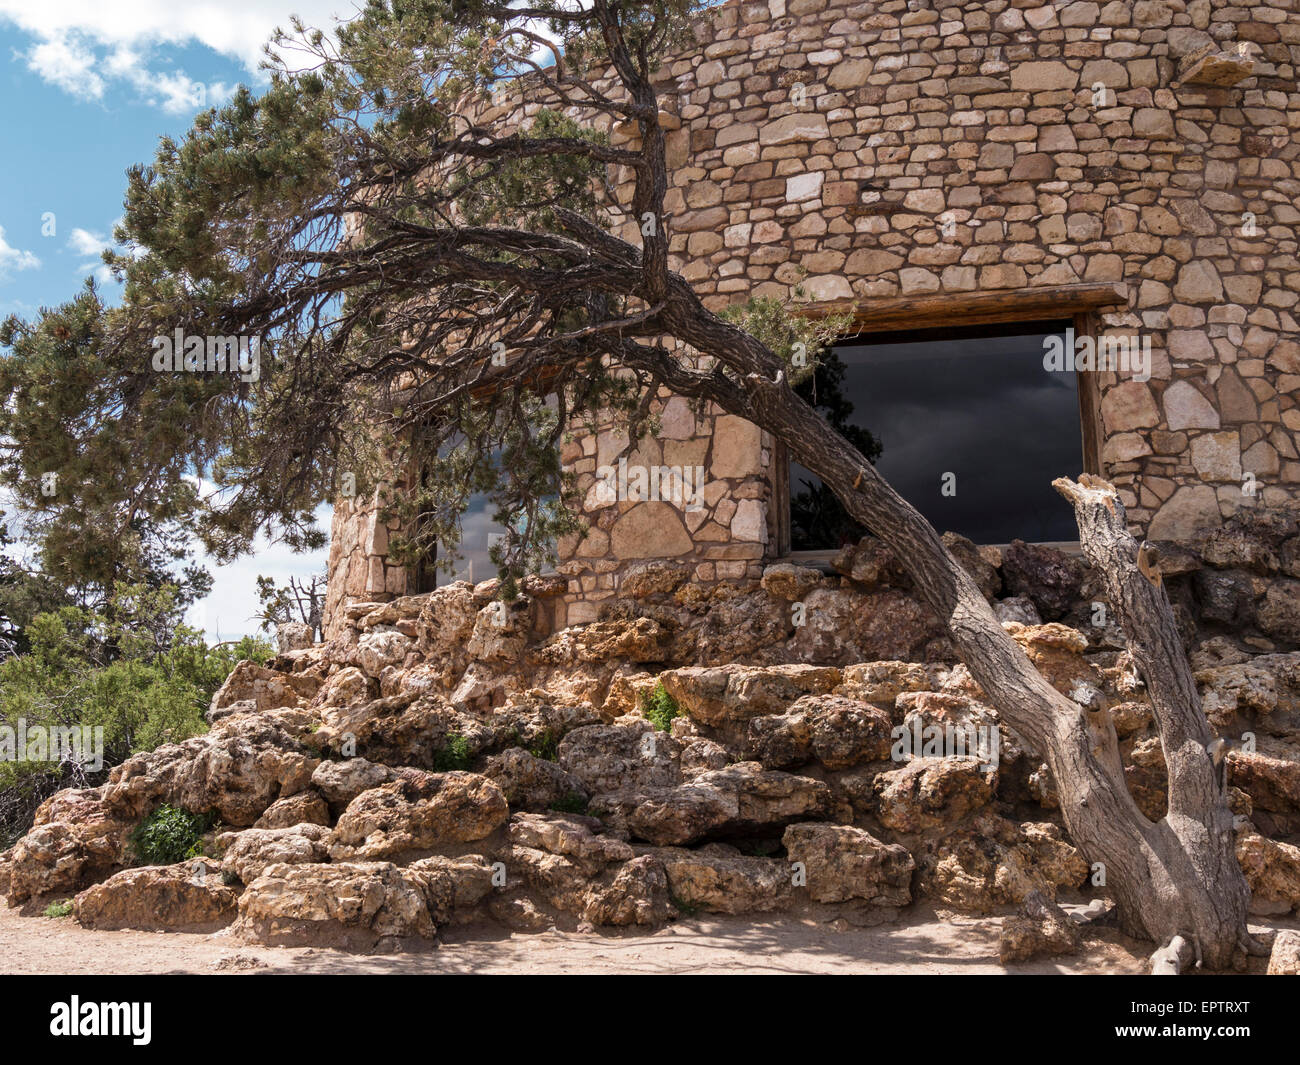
[0,584,271,847]
[0,1,838,611]
[130,803,213,866]
[639,680,679,732]
[433,731,474,771]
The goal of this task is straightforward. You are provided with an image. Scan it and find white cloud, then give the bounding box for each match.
[187,507,332,642]
[2,2,353,112]
[0,226,40,279]
[0,2,355,72]
[23,33,105,98]
[67,225,120,284]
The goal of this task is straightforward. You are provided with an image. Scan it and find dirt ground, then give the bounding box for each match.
[0,898,1184,975]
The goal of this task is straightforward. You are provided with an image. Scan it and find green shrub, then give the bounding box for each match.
[528,730,559,762]
[43,900,73,918]
[548,792,588,815]
[639,681,679,732]
[130,804,210,865]
[433,732,474,772]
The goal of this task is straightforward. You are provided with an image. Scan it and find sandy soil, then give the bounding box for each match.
[1,899,1169,975]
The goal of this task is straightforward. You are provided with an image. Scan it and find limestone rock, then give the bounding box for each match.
[744,694,893,770]
[356,629,414,677]
[918,815,1088,911]
[484,748,589,812]
[1267,930,1300,975]
[558,722,681,797]
[254,791,331,829]
[1236,831,1300,915]
[875,757,995,832]
[209,660,321,718]
[659,663,842,728]
[329,771,509,860]
[998,890,1082,963]
[219,823,331,884]
[73,861,237,932]
[276,622,314,653]
[782,823,913,905]
[310,757,399,814]
[1001,541,1086,621]
[5,789,133,903]
[651,846,792,913]
[234,861,436,949]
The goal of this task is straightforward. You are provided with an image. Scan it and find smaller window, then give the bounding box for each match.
[789,319,1083,549]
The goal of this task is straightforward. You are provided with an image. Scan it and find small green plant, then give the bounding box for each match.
[639,681,679,732]
[549,792,588,815]
[43,899,73,918]
[670,895,698,917]
[528,730,559,762]
[130,804,210,866]
[433,732,474,772]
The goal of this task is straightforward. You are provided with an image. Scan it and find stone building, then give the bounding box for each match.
[324,0,1300,637]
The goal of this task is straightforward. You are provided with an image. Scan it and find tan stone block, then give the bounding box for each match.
[1190,431,1242,482]
[1010,62,1079,91]
[610,503,693,559]
[711,416,764,477]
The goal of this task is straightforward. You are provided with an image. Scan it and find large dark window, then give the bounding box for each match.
[789,319,1082,549]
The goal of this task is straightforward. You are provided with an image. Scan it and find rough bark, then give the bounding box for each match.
[622,340,1253,967]
[751,396,1249,968]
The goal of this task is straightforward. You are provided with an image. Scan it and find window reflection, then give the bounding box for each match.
[790,319,1082,548]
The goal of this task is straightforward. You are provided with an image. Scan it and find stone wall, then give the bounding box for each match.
[325,0,1300,636]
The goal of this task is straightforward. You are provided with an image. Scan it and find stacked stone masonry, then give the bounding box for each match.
[326,0,1300,637]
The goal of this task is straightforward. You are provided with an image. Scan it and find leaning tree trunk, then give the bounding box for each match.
[712,370,1253,970]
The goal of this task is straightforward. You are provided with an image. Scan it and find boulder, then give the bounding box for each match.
[1236,831,1300,915]
[509,812,633,872]
[581,855,672,926]
[356,629,414,677]
[557,722,681,797]
[760,563,826,601]
[783,822,913,906]
[484,748,589,812]
[651,846,792,913]
[831,536,906,587]
[4,789,132,902]
[875,757,995,832]
[406,854,497,922]
[835,661,943,705]
[1001,541,1086,620]
[209,660,321,717]
[310,757,399,814]
[328,772,509,860]
[233,861,436,949]
[613,763,834,846]
[745,694,893,770]
[254,791,331,829]
[276,622,315,653]
[1267,929,1300,974]
[529,618,668,665]
[73,861,237,932]
[659,664,842,729]
[1228,750,1300,827]
[997,890,1082,963]
[917,814,1088,911]
[218,824,332,884]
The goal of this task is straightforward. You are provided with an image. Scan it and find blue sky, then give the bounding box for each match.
[0,2,356,640]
